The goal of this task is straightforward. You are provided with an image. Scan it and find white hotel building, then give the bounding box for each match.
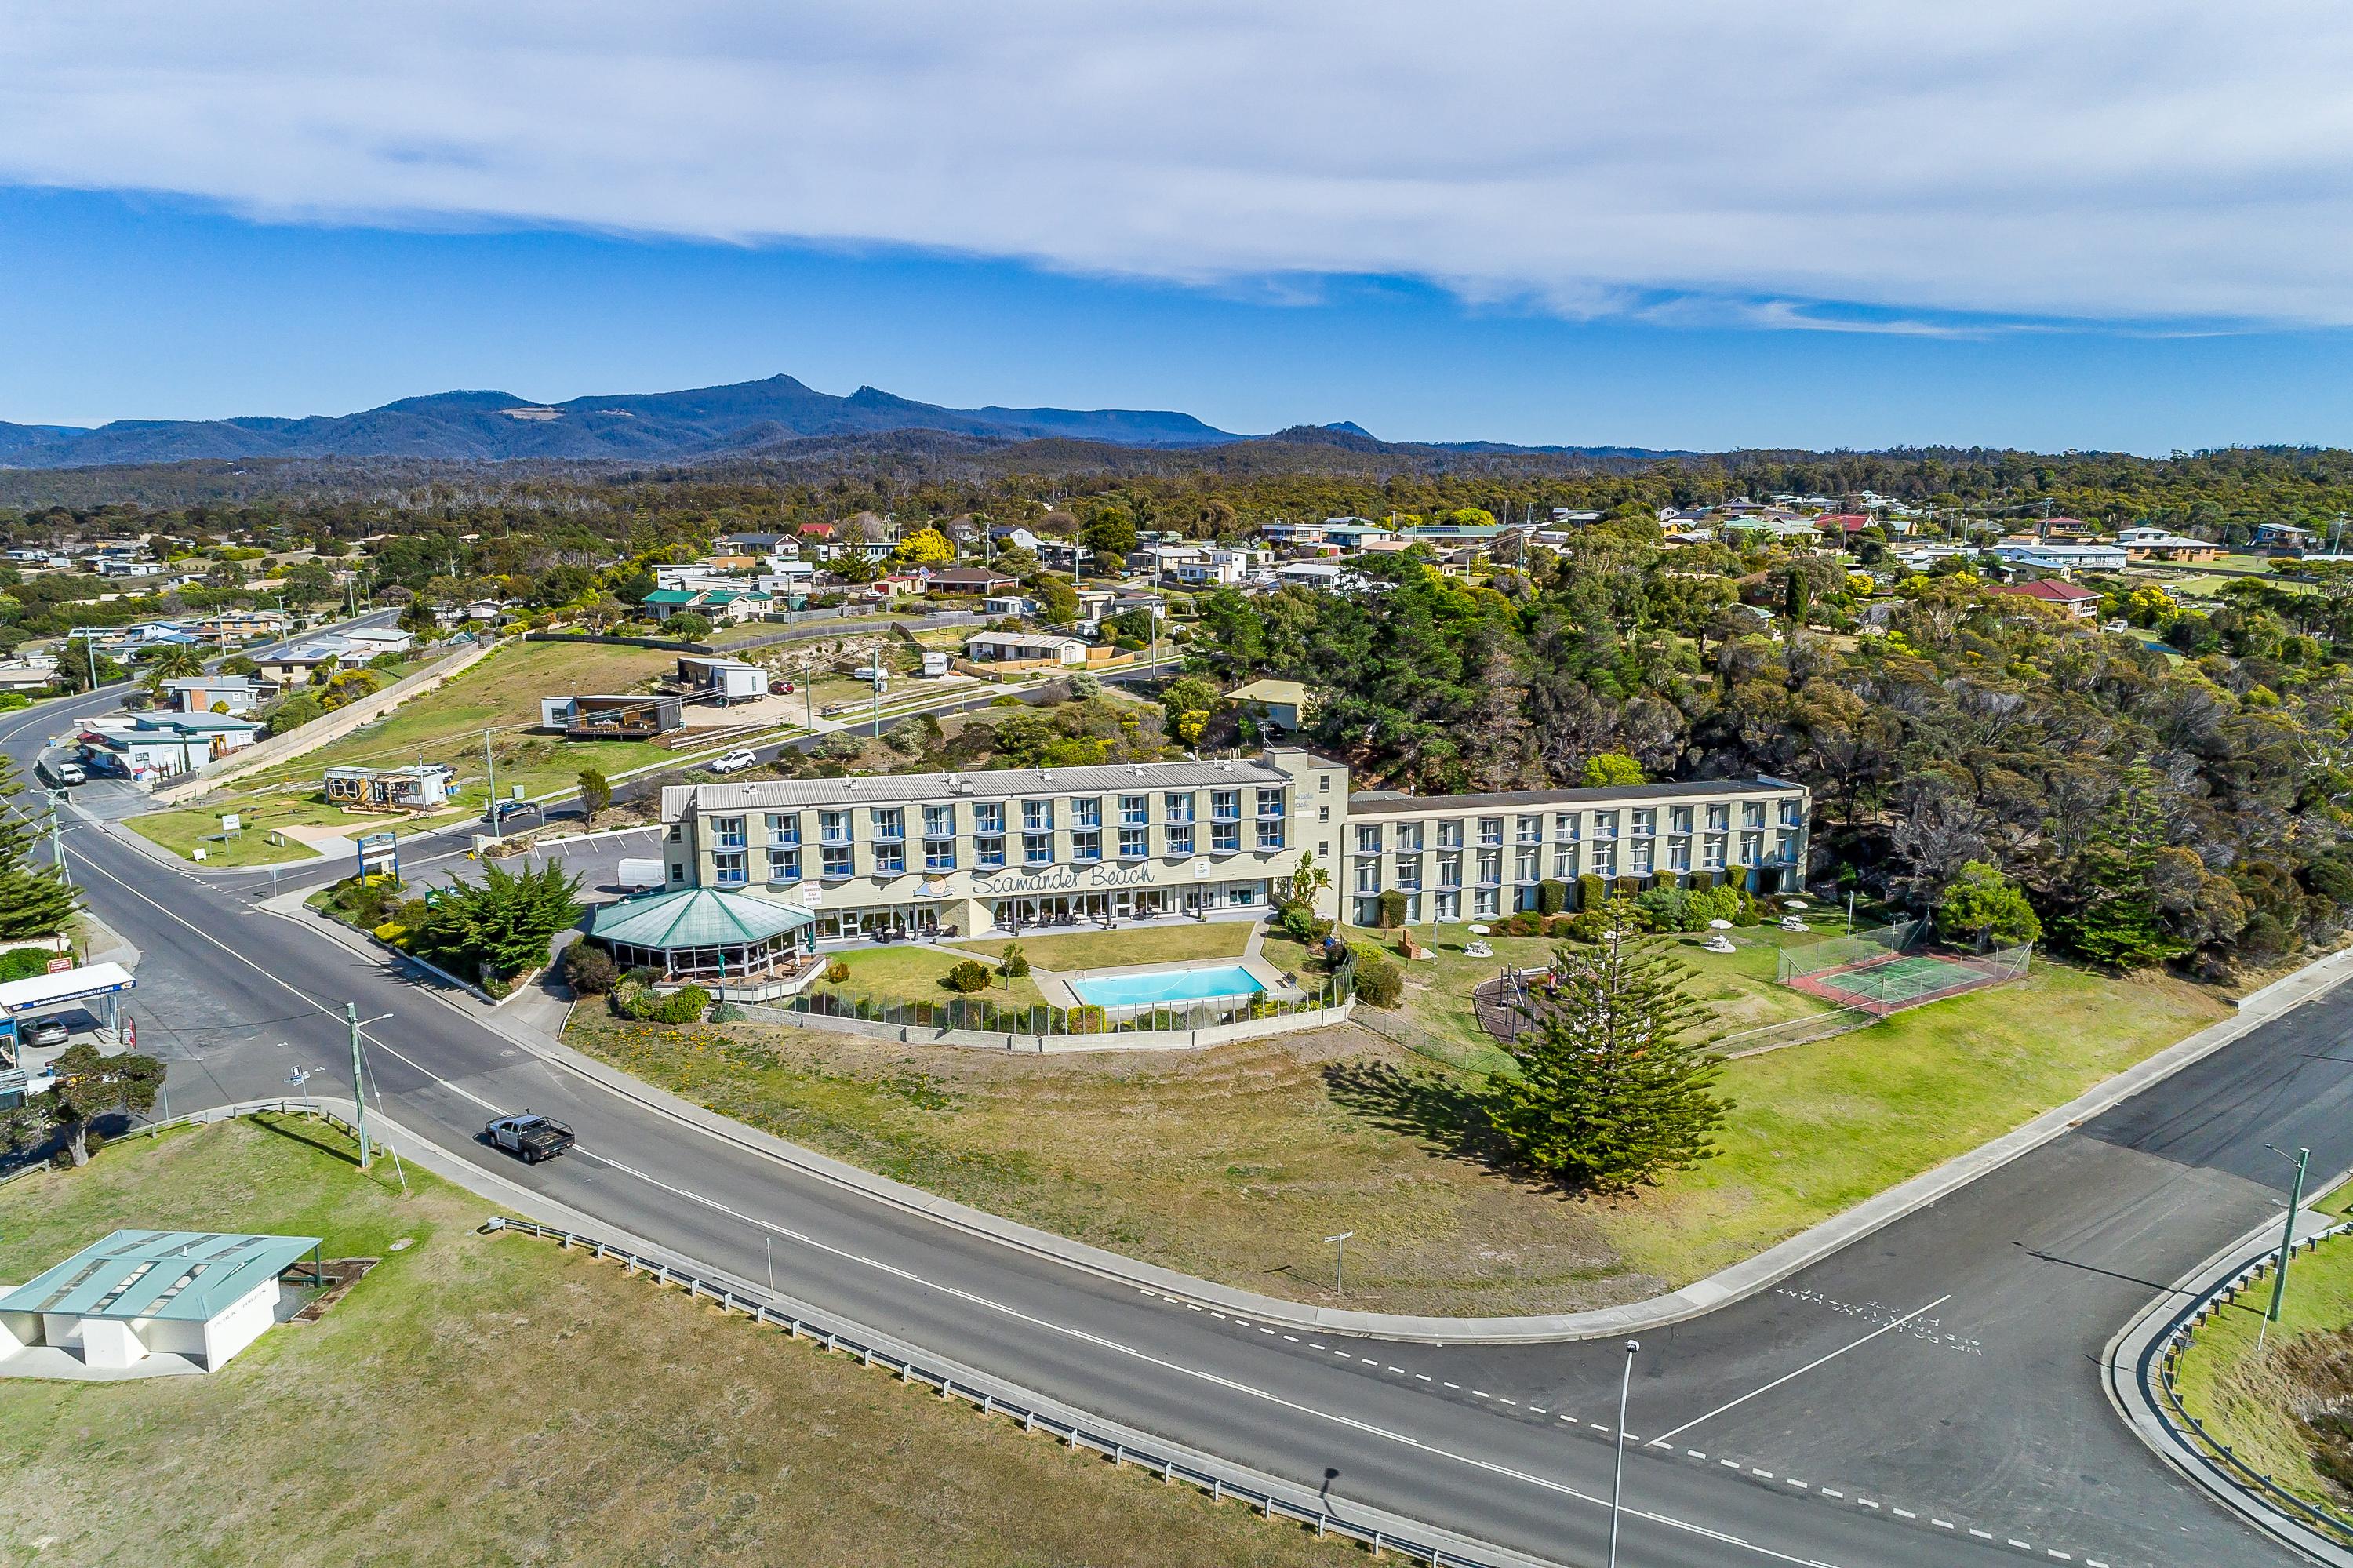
[658,750,1809,944]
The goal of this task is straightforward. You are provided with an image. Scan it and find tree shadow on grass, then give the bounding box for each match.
[1322,1060,1579,1202]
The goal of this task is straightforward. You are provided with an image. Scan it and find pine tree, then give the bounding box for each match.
[0,753,80,941]
[1486,901,1729,1189]
[2053,760,2190,970]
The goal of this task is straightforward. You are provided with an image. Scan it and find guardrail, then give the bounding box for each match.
[2151,1219,2353,1547]
[480,1214,1500,1568]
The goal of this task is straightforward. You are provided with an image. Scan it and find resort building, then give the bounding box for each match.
[654,748,1809,947]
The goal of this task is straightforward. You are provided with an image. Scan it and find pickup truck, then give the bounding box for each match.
[484,1111,575,1163]
[707,749,760,775]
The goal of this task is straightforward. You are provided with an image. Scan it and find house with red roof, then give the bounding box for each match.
[1984,578,2101,620]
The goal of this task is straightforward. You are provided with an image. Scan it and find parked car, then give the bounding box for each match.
[45,759,85,787]
[484,1111,574,1163]
[489,798,536,824]
[767,678,796,695]
[708,749,760,775]
[20,1017,71,1049]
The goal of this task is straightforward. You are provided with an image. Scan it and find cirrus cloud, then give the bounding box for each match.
[5,2,2353,327]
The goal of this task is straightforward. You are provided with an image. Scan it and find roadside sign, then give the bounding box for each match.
[221,813,241,834]
[511,784,526,800]
[45,956,72,974]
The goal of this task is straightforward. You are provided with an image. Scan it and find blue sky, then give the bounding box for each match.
[8,4,2353,454]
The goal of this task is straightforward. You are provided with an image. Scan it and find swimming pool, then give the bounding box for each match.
[1069,965,1265,1008]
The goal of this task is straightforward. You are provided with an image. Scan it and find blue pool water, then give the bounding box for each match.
[1070,965,1265,1008]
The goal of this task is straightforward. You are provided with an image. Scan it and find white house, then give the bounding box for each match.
[1273,561,1345,589]
[0,1229,322,1374]
[1989,542,2129,576]
[965,631,1088,666]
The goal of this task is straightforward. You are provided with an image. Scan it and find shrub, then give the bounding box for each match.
[1563,911,1611,943]
[0,947,55,983]
[1576,873,1607,912]
[945,959,992,993]
[1544,914,1580,938]
[624,984,710,1024]
[825,959,852,984]
[1376,890,1408,930]
[1279,902,1333,944]
[1349,948,1406,1007]
[1614,876,1642,900]
[995,942,1030,980]
[1689,868,1716,891]
[1064,1003,1107,1033]
[1537,879,1568,915]
[563,940,620,995]
[710,1002,744,1023]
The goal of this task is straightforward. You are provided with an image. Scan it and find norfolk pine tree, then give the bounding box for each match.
[0,753,80,941]
[1487,900,1729,1189]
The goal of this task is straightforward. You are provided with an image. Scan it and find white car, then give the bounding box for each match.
[49,760,86,786]
[708,749,760,775]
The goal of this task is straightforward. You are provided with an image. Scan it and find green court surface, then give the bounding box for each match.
[1789,951,1992,1010]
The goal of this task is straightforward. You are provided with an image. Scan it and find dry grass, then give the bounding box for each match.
[0,1115,1369,1568]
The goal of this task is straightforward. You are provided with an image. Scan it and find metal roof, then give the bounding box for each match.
[1347,777,1802,816]
[585,886,814,948]
[664,755,1296,818]
[0,961,135,1016]
[0,1230,319,1322]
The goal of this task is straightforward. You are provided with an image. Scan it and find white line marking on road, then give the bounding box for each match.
[1643,1293,1953,1449]
[1893,1508,1915,1519]
[1932,1519,1953,1530]
[1969,1529,1992,1540]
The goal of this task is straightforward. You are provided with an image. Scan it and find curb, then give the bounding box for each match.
[2104,1191,2353,1567]
[304,873,2353,1341]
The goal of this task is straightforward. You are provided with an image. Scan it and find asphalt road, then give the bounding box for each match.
[5,674,2340,1568]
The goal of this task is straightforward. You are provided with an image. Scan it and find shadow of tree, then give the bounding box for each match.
[1322,1059,1578,1200]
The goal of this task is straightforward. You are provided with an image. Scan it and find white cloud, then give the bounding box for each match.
[8,1,2353,325]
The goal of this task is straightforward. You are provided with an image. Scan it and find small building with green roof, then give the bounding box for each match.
[0,1229,323,1373]
[584,886,816,984]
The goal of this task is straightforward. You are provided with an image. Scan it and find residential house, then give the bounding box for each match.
[964,631,1089,667]
[2255,522,2316,552]
[1988,542,2129,576]
[1984,579,2102,620]
[161,675,278,715]
[2112,527,2220,564]
[928,566,1020,596]
[1227,678,1311,734]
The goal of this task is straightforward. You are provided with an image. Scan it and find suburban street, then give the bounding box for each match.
[4,674,2339,1568]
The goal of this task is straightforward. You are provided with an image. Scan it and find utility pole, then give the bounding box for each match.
[805,653,815,732]
[347,1002,373,1170]
[48,788,70,884]
[1609,1339,1638,1568]
[2264,1145,2311,1344]
[482,728,497,828]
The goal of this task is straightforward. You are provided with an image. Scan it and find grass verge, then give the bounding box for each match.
[954,922,1254,970]
[0,1115,1362,1568]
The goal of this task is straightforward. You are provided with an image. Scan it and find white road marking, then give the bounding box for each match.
[1644,1293,1953,1450]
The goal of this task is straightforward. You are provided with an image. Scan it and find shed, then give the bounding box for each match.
[0,1229,322,1373]
[1227,678,1311,733]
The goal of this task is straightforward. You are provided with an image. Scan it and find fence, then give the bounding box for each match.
[744,981,1355,1053]
[481,1215,1504,1568]
[2151,1220,2353,1548]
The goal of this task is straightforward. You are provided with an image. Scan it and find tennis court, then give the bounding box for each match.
[1778,934,2031,1017]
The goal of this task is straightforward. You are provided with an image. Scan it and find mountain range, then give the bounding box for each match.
[0,374,1248,469]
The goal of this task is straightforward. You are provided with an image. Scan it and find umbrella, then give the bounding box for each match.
[1707,919,1733,930]
[1467,924,1490,935]
[1785,898,1809,910]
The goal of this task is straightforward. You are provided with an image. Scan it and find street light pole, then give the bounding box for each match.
[1609,1338,1638,1568]
[1325,1231,1352,1294]
[2264,1144,2311,1343]
[347,1002,372,1170]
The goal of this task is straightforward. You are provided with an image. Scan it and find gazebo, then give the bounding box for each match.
[584,887,816,983]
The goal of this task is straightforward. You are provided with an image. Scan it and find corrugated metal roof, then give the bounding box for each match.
[1348,777,1802,816]
[585,886,814,948]
[0,1229,318,1322]
[664,756,1295,818]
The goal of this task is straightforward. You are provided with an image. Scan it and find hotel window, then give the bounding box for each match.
[1743,802,1767,830]
[973,802,1004,835]
[1703,835,1727,871]
[1355,824,1383,854]
[1478,817,1504,846]
[820,809,851,845]
[1591,842,1617,879]
[1555,813,1580,842]
[1475,886,1501,916]
[1515,846,1540,884]
[1024,799,1054,832]
[1257,819,1285,850]
[1670,806,1693,834]
[1740,831,1764,865]
[766,813,801,846]
[925,835,956,871]
[1631,809,1656,839]
[1212,820,1241,853]
[922,803,955,838]
[1395,855,1423,891]
[1477,849,1502,886]
[1438,852,1463,889]
[1024,832,1053,866]
[1668,839,1691,873]
[1212,789,1241,821]
[766,846,802,883]
[712,815,747,849]
[821,844,854,879]
[872,808,905,842]
[1119,827,1150,860]
[1164,791,1195,824]
[1552,842,1579,881]
[1435,890,1460,920]
[1707,803,1730,832]
[1594,810,1619,840]
[1780,799,1805,828]
[1775,830,1801,864]
[1166,824,1195,856]
[713,850,747,886]
[1516,813,1544,844]
[872,840,905,875]
[1257,788,1286,818]
[975,834,1006,870]
[1072,796,1101,828]
[1072,829,1103,862]
[1437,819,1464,849]
[1395,822,1423,852]
[1120,794,1148,826]
[1355,859,1380,894]
[1631,841,1653,875]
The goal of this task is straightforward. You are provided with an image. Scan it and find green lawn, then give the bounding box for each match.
[955,922,1254,971]
[566,954,2226,1315]
[2173,1183,2353,1519]
[0,1115,1355,1568]
[813,942,1049,1010]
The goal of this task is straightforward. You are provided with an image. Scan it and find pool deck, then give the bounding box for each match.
[1031,927,1306,1008]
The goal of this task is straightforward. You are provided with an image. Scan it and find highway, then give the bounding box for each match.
[5,672,2342,1568]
